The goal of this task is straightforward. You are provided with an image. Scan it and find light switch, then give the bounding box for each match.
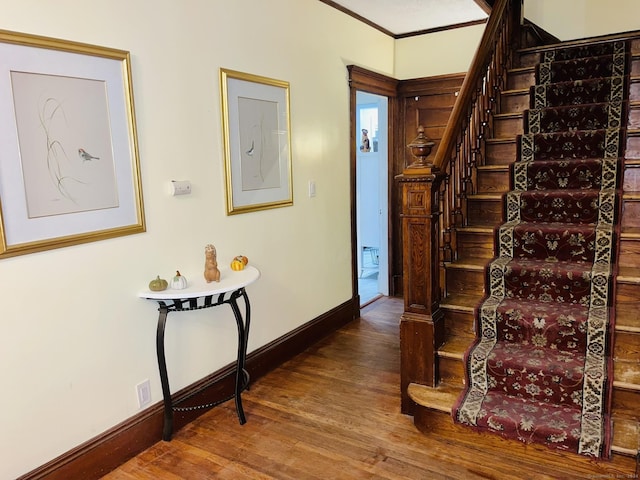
[308,180,316,197]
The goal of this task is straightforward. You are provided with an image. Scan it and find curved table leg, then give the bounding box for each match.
[228,288,251,425]
[156,306,173,441]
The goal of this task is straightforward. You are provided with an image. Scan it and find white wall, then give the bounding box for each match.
[0,1,394,478]
[394,23,485,79]
[524,0,640,41]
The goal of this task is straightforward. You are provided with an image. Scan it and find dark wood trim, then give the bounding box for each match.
[347,66,400,299]
[473,0,494,15]
[18,298,358,480]
[394,19,488,40]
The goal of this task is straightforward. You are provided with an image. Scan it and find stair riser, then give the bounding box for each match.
[618,238,640,266]
[438,355,465,386]
[622,164,640,191]
[501,91,529,113]
[625,135,640,160]
[456,231,495,261]
[446,268,485,296]
[493,116,523,138]
[443,309,475,338]
[615,282,640,329]
[467,198,503,225]
[628,105,640,129]
[507,69,536,90]
[612,388,640,418]
[518,51,539,68]
[620,198,640,229]
[614,330,640,364]
[477,169,511,195]
[485,141,516,165]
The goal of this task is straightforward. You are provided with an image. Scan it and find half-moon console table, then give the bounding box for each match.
[138,265,260,441]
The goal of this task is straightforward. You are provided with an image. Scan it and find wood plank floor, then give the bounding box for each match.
[102,296,638,479]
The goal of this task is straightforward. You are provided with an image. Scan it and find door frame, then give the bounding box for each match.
[347,66,398,312]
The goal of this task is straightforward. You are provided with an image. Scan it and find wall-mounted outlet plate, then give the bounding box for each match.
[136,379,151,408]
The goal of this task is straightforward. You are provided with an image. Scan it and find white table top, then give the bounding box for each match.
[139,265,260,300]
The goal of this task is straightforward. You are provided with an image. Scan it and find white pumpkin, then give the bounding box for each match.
[171,271,188,289]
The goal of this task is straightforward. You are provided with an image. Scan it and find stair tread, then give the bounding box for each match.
[477,164,510,171]
[407,383,459,413]
[456,225,494,233]
[467,193,503,200]
[438,335,471,358]
[445,257,489,270]
[441,292,483,311]
[493,112,523,119]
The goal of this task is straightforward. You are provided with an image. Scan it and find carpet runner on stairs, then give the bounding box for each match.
[452,40,629,458]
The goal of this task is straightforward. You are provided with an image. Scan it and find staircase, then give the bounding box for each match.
[405,33,640,470]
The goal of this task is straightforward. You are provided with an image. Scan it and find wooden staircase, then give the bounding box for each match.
[404,35,640,470]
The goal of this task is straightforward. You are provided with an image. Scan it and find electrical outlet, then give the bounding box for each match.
[136,379,151,408]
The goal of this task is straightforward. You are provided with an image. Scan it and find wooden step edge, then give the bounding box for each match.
[456,225,494,234]
[518,32,640,55]
[613,380,640,392]
[623,192,640,200]
[486,137,517,145]
[620,227,640,238]
[493,111,523,120]
[501,87,528,96]
[467,193,504,201]
[615,325,640,334]
[616,270,640,284]
[610,445,637,457]
[624,158,640,166]
[508,65,535,74]
[444,259,488,271]
[407,383,458,414]
[477,164,510,172]
[626,128,640,137]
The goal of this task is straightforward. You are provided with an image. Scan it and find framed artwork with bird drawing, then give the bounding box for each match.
[0,29,145,258]
[220,68,293,215]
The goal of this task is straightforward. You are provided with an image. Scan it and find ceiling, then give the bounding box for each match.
[321,0,491,38]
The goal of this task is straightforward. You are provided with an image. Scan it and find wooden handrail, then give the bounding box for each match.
[433,0,516,171]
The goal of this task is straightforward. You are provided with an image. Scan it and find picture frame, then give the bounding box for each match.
[220,69,293,215]
[0,29,144,258]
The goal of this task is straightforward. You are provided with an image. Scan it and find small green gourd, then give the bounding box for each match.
[149,275,168,291]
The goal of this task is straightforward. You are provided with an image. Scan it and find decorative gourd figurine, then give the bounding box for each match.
[171,271,188,289]
[230,255,248,271]
[204,244,221,283]
[149,275,168,291]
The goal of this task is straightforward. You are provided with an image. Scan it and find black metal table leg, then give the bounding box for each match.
[155,306,173,441]
[228,288,251,425]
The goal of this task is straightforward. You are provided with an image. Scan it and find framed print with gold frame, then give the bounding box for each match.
[220,68,293,215]
[0,29,145,259]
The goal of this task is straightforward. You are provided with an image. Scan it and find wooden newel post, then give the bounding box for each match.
[397,126,445,414]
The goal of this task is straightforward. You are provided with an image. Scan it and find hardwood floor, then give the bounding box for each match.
[102,296,637,479]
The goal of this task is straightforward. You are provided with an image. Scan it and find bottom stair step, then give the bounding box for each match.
[407,383,639,461]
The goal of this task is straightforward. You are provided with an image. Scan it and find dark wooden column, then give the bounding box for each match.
[397,130,445,414]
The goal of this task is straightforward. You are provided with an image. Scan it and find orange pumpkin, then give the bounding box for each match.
[230,258,245,271]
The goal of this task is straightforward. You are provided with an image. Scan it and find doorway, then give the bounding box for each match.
[356,91,389,306]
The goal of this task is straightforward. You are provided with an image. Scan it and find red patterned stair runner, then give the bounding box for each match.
[453,40,628,458]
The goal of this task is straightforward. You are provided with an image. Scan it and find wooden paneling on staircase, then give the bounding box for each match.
[401,19,640,470]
